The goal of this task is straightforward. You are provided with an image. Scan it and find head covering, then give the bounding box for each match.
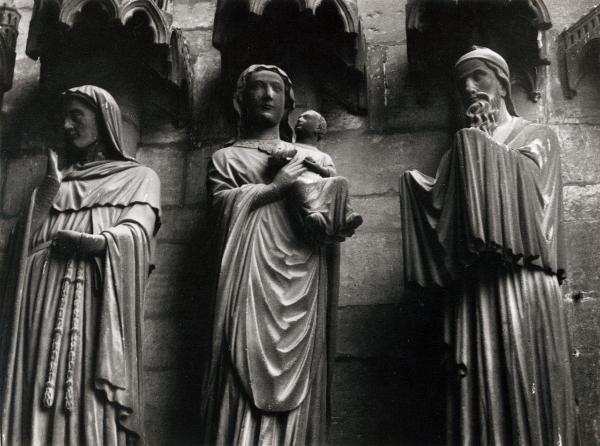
[62,85,136,161]
[454,46,519,117]
[233,64,296,142]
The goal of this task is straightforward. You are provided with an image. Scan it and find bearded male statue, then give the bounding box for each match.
[400,46,580,445]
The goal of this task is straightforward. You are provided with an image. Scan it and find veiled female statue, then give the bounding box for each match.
[0,85,161,445]
[201,65,360,445]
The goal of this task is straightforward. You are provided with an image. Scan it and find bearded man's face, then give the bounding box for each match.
[456,59,505,132]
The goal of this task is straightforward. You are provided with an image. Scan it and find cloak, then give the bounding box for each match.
[201,141,339,445]
[400,119,579,445]
[0,160,160,445]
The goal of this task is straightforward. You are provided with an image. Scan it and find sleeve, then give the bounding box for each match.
[320,153,337,176]
[209,149,283,212]
[401,126,564,288]
[93,210,154,443]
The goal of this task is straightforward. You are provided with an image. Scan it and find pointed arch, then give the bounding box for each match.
[406,0,552,103]
[59,0,120,26]
[120,0,170,44]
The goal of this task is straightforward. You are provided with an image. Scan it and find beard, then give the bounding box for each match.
[464,91,502,135]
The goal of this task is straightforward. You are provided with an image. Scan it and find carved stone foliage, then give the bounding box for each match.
[0,3,20,93]
[213,0,366,117]
[407,0,551,104]
[559,4,600,98]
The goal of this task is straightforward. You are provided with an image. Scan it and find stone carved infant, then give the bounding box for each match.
[262,110,362,246]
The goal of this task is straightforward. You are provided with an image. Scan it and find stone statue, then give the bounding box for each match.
[201,65,359,445]
[263,109,362,245]
[0,85,161,445]
[400,47,580,445]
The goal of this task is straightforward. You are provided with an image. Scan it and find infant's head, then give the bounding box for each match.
[294,110,327,143]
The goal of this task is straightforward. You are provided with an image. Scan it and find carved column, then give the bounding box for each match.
[0,1,20,133]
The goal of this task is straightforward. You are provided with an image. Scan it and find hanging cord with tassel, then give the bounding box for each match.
[42,257,75,408]
[64,258,85,412]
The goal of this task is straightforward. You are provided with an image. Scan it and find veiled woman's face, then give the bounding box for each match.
[63,97,100,150]
[243,70,286,129]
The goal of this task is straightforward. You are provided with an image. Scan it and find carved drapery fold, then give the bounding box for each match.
[0,3,20,93]
[407,0,551,103]
[559,4,600,98]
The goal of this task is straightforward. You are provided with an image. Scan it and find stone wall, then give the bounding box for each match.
[1,0,599,444]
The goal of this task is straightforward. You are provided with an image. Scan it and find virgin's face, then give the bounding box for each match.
[243,70,286,129]
[63,97,100,150]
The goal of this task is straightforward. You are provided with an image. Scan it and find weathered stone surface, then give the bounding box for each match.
[0,216,17,249]
[140,118,188,145]
[144,369,202,446]
[569,297,600,354]
[553,124,600,184]
[158,206,206,243]
[182,29,214,54]
[348,195,400,233]
[366,45,386,131]
[549,71,600,125]
[340,231,401,306]
[386,79,454,131]
[172,0,216,30]
[570,351,600,445]
[145,242,192,316]
[323,100,367,132]
[336,301,444,359]
[564,184,600,222]
[325,129,450,196]
[331,357,445,446]
[358,0,405,44]
[137,147,186,206]
[2,155,45,216]
[13,8,32,56]
[547,0,599,30]
[145,240,211,319]
[564,221,600,293]
[0,216,17,282]
[383,43,408,110]
[143,317,195,369]
[184,148,209,205]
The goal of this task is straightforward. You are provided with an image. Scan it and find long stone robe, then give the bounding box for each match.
[201,141,339,446]
[401,119,580,445]
[0,160,161,446]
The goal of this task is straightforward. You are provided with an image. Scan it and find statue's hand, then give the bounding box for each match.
[272,157,307,190]
[52,230,82,258]
[46,148,62,182]
[52,230,107,257]
[303,158,330,177]
[466,100,496,136]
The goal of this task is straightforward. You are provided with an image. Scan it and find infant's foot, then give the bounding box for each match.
[342,212,363,236]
